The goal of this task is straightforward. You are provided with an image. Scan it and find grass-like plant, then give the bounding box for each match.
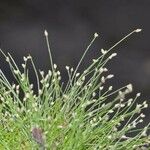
[0,29,149,150]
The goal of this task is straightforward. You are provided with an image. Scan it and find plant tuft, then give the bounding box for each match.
[0,29,149,150]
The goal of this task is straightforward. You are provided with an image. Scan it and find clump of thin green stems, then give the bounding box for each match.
[0,28,149,150]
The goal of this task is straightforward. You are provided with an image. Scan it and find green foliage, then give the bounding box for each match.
[0,29,149,150]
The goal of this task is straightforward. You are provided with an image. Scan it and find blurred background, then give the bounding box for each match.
[0,0,150,123]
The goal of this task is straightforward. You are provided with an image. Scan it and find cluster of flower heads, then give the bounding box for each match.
[0,28,150,149]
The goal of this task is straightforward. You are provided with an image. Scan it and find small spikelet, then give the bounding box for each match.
[44,30,48,36]
[135,29,142,33]
[94,33,99,38]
